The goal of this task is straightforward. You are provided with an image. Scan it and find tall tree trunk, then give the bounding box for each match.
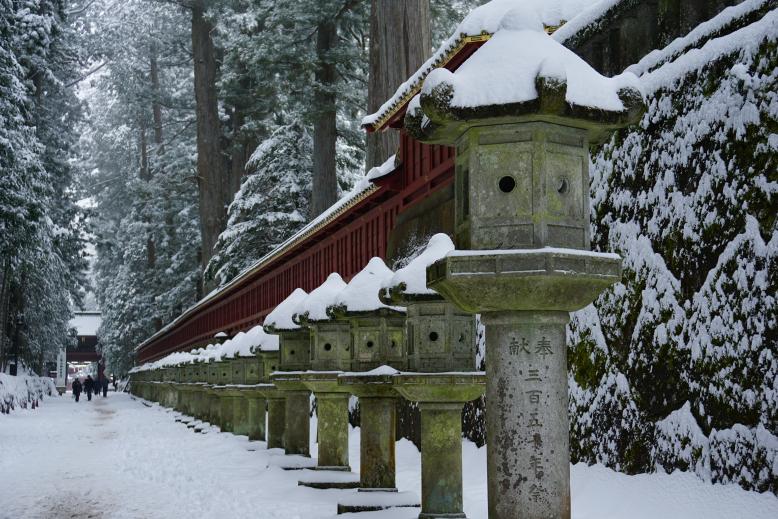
[150,52,164,152]
[192,1,228,277]
[366,0,431,170]
[139,121,150,181]
[311,19,339,217]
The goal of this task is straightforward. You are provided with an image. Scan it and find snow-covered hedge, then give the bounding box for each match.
[567,5,777,493]
[0,372,58,414]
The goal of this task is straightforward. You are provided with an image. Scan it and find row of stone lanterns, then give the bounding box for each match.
[129,234,485,517]
[130,10,645,518]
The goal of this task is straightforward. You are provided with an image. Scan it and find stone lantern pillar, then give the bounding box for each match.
[265,288,312,457]
[190,360,207,421]
[405,17,645,519]
[205,359,222,427]
[257,348,281,446]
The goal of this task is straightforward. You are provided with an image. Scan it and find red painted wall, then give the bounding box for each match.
[137,132,455,363]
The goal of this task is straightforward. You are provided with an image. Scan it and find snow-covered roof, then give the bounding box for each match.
[69,311,101,337]
[130,324,279,373]
[136,155,398,353]
[294,273,347,323]
[418,10,640,112]
[329,257,404,315]
[404,6,644,139]
[362,0,606,130]
[264,288,308,332]
[383,233,455,299]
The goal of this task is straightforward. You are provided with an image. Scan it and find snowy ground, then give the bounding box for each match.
[1,393,776,519]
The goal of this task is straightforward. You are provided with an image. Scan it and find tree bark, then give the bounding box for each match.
[366,0,431,170]
[139,121,150,181]
[311,19,339,218]
[150,52,164,151]
[192,1,228,275]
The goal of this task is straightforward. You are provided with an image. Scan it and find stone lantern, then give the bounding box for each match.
[228,350,250,436]
[190,358,208,421]
[334,258,418,513]
[382,234,485,519]
[230,327,277,442]
[294,273,359,484]
[405,12,645,519]
[265,288,312,457]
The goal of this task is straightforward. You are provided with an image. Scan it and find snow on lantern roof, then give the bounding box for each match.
[382,233,455,302]
[264,288,308,332]
[405,6,644,142]
[361,0,606,131]
[329,257,404,316]
[294,273,348,324]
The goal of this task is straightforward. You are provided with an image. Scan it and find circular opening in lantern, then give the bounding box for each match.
[366,341,374,348]
[429,331,439,341]
[498,175,516,193]
[324,343,332,351]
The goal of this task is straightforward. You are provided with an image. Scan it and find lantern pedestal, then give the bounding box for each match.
[298,372,360,489]
[429,250,621,519]
[337,373,420,514]
[392,373,485,519]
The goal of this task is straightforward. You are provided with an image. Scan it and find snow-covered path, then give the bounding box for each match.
[1,393,777,519]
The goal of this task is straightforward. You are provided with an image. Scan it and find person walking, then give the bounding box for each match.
[111,375,117,392]
[84,375,94,401]
[72,379,82,402]
[102,377,109,397]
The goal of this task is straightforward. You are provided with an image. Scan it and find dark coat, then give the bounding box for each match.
[72,380,82,394]
[84,377,94,392]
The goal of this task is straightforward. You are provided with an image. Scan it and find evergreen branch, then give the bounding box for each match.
[64,61,109,88]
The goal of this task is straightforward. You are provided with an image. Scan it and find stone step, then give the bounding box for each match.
[298,469,360,490]
[336,490,420,514]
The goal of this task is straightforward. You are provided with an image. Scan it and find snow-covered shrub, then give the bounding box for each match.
[652,401,709,476]
[569,6,777,492]
[0,372,57,414]
[708,424,778,494]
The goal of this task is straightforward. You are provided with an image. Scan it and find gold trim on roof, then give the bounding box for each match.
[369,33,493,132]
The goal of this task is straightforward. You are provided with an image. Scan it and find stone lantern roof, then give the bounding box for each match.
[263,288,308,333]
[293,273,347,325]
[381,233,455,303]
[327,257,404,318]
[404,6,645,144]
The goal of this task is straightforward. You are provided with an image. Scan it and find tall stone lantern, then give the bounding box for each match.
[264,288,312,457]
[382,233,485,519]
[405,13,645,519]
[293,273,357,478]
[335,258,419,513]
